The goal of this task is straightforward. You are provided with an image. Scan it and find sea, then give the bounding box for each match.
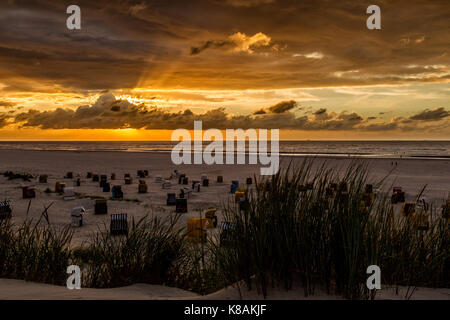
[0,141,449,160]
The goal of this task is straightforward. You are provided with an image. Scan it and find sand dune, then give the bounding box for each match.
[0,279,198,300]
[1,279,448,300]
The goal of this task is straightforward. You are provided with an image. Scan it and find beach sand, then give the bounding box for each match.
[0,278,448,300]
[0,150,448,299]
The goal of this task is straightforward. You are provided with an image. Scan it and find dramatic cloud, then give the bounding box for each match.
[409,107,449,121]
[6,93,448,133]
[0,0,448,138]
[190,32,272,55]
[0,0,449,92]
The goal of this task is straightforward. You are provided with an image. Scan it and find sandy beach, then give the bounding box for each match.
[0,149,449,300]
[1,278,448,300]
[0,150,449,246]
[0,150,448,244]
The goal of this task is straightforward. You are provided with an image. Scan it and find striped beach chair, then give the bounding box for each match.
[110,213,128,235]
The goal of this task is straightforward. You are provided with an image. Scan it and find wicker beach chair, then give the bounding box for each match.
[0,200,12,220]
[95,199,107,215]
[22,186,36,199]
[112,185,123,199]
[166,193,176,206]
[176,198,188,213]
[110,213,128,235]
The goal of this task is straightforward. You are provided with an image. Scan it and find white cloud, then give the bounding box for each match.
[292,51,324,59]
[333,70,360,78]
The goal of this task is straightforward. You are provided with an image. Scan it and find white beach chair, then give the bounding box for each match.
[63,187,76,200]
[71,206,85,227]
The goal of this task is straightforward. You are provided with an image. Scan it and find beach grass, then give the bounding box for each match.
[72,214,186,288]
[0,160,448,298]
[202,160,449,299]
[0,214,73,285]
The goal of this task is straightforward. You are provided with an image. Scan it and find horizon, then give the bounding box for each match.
[1,139,450,142]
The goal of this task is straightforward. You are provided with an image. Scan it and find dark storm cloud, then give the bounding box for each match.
[0,0,182,90]
[0,0,448,91]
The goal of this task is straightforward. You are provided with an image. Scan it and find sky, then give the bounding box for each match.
[0,0,449,140]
